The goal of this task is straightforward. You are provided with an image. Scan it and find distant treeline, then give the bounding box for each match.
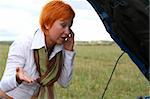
[75,41,115,46]
[0,41,115,46]
[0,41,13,45]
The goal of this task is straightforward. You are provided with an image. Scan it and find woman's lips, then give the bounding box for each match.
[61,37,68,41]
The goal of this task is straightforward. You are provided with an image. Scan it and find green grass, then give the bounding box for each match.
[0,43,149,99]
[0,43,10,78]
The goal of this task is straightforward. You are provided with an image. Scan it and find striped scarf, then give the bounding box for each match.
[32,47,63,99]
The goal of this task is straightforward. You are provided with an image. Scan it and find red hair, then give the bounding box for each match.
[40,0,75,32]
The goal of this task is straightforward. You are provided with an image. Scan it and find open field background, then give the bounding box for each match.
[0,41,149,99]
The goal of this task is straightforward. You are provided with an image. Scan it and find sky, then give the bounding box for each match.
[0,0,113,41]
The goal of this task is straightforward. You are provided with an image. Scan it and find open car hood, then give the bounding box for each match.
[87,0,149,80]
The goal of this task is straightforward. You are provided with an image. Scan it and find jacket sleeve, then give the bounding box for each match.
[57,50,75,87]
[0,40,26,92]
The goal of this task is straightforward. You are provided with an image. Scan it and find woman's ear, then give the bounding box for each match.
[44,24,50,30]
[43,24,50,35]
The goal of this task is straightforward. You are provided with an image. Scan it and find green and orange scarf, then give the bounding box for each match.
[32,47,63,99]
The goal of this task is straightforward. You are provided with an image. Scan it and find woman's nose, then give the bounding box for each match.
[64,27,70,35]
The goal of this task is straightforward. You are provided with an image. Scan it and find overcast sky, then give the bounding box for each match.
[0,0,112,41]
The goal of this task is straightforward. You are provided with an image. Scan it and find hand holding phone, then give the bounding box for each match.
[64,29,75,51]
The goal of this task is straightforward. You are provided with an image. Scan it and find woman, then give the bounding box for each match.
[0,1,75,99]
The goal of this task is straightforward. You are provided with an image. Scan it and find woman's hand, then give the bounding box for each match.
[64,30,74,51]
[0,89,13,99]
[16,67,35,84]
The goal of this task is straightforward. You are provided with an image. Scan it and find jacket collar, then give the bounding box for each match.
[31,29,45,50]
[31,29,63,59]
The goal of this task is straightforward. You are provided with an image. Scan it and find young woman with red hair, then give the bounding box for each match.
[0,1,75,99]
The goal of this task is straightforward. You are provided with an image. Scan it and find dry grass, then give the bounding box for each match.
[0,43,149,99]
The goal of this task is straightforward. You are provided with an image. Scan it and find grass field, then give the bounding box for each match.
[0,42,149,99]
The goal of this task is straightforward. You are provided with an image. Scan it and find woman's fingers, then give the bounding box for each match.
[23,73,35,83]
[69,29,74,38]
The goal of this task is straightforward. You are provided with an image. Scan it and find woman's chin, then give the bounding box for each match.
[56,40,64,45]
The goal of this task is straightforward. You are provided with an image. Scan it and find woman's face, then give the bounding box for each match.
[45,18,73,45]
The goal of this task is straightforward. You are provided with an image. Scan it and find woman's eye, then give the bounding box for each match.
[61,23,67,28]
